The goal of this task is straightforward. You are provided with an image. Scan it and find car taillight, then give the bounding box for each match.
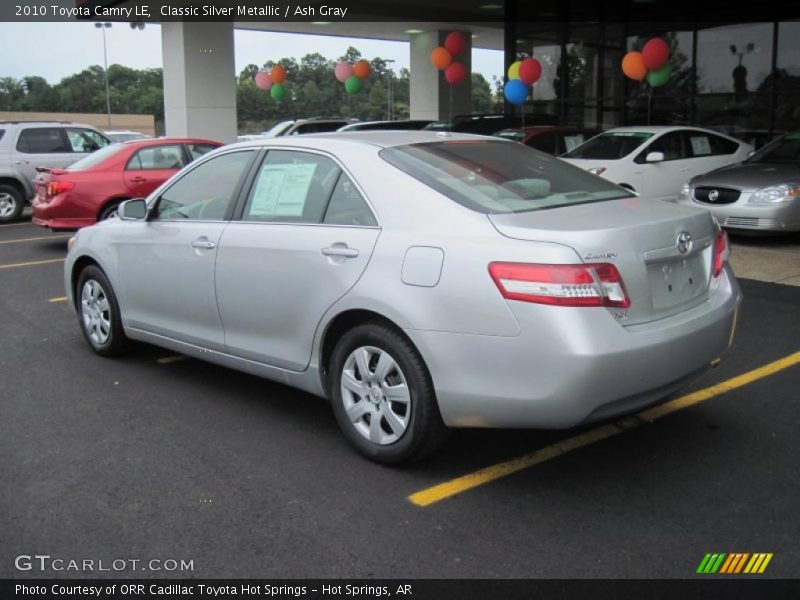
[488,262,630,308]
[712,230,729,278]
[47,181,75,197]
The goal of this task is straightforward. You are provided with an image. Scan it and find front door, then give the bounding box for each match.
[636,131,691,201]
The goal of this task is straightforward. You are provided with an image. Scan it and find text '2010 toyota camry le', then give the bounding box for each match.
[64,132,742,464]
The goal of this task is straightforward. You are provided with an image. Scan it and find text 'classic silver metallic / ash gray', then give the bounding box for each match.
[65,132,742,463]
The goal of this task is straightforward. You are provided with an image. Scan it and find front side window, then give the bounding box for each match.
[16,128,70,153]
[153,150,254,221]
[637,131,685,162]
[127,145,184,171]
[242,150,339,223]
[380,140,633,214]
[563,131,653,159]
[66,128,110,153]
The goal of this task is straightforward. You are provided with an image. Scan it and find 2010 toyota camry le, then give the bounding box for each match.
[64,131,742,464]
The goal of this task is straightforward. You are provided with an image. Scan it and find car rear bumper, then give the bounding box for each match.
[408,267,741,429]
[32,198,96,231]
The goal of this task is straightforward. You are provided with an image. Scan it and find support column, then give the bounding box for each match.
[161,22,237,143]
[409,30,472,121]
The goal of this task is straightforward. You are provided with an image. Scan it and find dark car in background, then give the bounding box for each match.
[424,113,558,136]
[495,126,602,156]
[338,120,433,132]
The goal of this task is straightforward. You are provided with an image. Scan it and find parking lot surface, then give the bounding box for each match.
[1,219,798,579]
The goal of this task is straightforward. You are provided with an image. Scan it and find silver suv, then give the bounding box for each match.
[0,121,111,223]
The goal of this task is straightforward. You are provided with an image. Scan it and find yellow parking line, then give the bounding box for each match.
[49,296,68,303]
[0,258,65,270]
[0,222,35,228]
[408,351,800,507]
[0,234,70,245]
[157,355,188,365]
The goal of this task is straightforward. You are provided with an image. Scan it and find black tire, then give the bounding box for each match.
[98,199,124,221]
[0,183,25,224]
[329,322,449,464]
[75,265,130,357]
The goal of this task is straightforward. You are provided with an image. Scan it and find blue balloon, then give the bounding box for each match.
[504,79,528,105]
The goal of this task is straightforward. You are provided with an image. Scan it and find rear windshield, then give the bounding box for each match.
[379,140,633,214]
[563,131,653,159]
[747,133,800,164]
[66,143,123,171]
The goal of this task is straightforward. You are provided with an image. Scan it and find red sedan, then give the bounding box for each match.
[32,138,222,231]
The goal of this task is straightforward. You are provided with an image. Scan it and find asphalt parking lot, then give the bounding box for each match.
[1,217,799,579]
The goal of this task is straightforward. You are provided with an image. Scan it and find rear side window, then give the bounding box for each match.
[380,140,632,214]
[685,132,738,157]
[526,132,556,154]
[16,128,69,153]
[323,174,377,226]
[127,145,184,170]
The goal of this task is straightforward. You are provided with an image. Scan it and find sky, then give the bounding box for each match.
[0,22,504,85]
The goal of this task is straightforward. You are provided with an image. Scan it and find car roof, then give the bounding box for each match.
[119,137,220,147]
[601,125,723,134]
[499,126,599,134]
[226,131,504,151]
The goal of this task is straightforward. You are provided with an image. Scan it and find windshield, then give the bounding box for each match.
[67,144,123,171]
[263,121,294,137]
[380,140,633,214]
[747,134,800,164]
[563,131,653,159]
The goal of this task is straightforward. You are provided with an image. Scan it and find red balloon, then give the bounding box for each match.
[518,57,542,85]
[444,31,467,56]
[444,62,467,85]
[642,38,670,71]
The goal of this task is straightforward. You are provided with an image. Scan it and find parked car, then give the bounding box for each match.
[338,120,433,132]
[0,120,111,223]
[32,138,221,231]
[65,132,740,463]
[262,117,358,137]
[424,113,558,136]
[562,126,753,201]
[237,134,265,142]
[105,130,152,143]
[677,131,800,233]
[494,126,601,156]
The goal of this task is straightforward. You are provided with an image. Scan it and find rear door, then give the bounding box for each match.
[215,149,380,370]
[123,143,186,198]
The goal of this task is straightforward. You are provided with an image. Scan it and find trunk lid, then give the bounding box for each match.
[34,167,70,202]
[488,198,718,326]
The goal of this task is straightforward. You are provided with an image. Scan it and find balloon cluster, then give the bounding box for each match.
[503,57,542,105]
[335,59,372,95]
[254,65,288,101]
[430,32,468,85]
[621,38,671,87]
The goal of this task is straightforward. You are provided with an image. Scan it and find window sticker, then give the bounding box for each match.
[563,134,586,151]
[690,136,712,156]
[249,162,317,217]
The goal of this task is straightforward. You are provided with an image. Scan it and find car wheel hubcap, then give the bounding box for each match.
[81,280,111,346]
[341,346,411,445]
[0,193,15,217]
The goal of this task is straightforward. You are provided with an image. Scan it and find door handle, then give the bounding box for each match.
[191,238,216,250]
[321,245,359,258]
[130,176,147,183]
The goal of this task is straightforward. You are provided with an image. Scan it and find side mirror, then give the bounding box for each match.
[119,198,147,220]
[645,151,665,163]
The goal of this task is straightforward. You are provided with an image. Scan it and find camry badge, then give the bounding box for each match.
[708,189,720,202]
[677,231,692,254]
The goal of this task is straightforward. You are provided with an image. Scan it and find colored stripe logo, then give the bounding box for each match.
[697,553,773,574]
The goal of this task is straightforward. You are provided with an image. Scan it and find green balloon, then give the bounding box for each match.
[647,64,671,87]
[270,83,286,101]
[344,75,363,95]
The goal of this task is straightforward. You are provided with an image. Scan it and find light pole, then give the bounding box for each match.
[385,59,396,121]
[95,22,112,128]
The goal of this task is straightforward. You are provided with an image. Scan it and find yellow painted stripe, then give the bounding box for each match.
[744,554,760,574]
[0,234,70,245]
[0,257,65,270]
[748,554,766,573]
[758,553,773,574]
[409,351,800,507]
[49,296,68,303]
[719,554,736,574]
[157,355,188,365]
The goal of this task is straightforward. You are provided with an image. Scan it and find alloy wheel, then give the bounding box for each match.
[0,193,15,218]
[81,279,111,346]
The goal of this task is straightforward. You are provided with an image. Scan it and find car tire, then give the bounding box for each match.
[98,199,124,221]
[329,322,449,464]
[0,183,24,224]
[76,265,130,357]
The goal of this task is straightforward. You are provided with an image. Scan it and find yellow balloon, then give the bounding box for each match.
[507,61,521,80]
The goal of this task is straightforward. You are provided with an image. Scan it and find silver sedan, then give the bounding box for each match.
[65,132,742,463]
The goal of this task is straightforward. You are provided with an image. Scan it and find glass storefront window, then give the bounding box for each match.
[777,22,800,94]
[696,94,773,148]
[697,23,773,94]
[515,30,562,101]
[564,25,600,101]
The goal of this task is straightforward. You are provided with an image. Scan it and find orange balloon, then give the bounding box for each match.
[353,59,371,80]
[621,51,647,81]
[269,65,287,84]
[430,46,452,71]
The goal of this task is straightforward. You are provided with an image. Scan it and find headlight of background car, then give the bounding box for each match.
[748,184,800,203]
[679,183,692,200]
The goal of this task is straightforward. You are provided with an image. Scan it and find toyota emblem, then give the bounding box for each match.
[708,189,720,202]
[677,231,692,254]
